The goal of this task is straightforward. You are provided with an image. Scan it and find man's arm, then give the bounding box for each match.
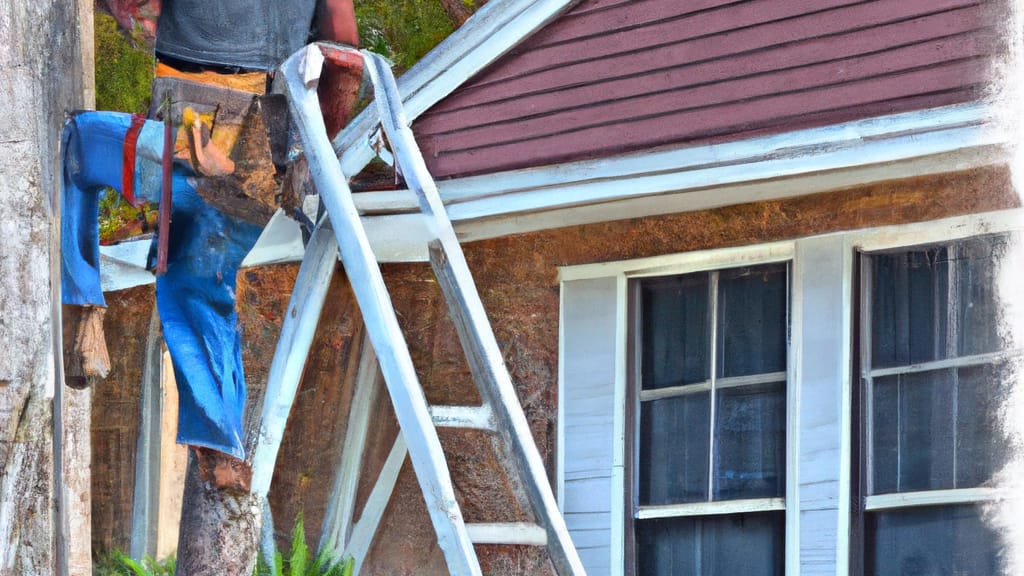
[316,0,362,139]
[317,0,359,46]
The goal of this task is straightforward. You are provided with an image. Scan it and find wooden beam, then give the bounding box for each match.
[429,405,494,430]
[156,350,187,560]
[320,333,380,555]
[251,218,339,498]
[345,434,407,576]
[331,0,576,178]
[466,523,547,546]
[130,310,163,559]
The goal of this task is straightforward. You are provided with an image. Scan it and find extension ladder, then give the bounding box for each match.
[253,43,586,576]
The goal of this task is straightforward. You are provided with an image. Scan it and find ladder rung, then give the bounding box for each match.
[466,522,547,546]
[429,405,494,431]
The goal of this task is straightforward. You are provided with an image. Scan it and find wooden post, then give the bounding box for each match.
[0,0,89,574]
[156,350,188,559]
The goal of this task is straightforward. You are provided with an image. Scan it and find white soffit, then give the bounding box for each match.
[360,102,1008,246]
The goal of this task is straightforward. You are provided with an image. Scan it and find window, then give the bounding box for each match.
[858,233,1016,575]
[630,262,789,576]
[559,213,1020,576]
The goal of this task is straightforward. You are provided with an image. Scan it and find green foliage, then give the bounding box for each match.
[94,550,175,576]
[94,12,154,114]
[354,0,456,73]
[97,187,158,244]
[255,514,354,576]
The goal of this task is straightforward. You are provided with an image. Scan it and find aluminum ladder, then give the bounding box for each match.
[255,43,586,576]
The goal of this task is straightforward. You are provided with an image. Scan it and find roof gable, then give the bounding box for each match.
[414,0,1003,178]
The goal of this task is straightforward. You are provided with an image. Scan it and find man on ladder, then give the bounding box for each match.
[62,2,362,573]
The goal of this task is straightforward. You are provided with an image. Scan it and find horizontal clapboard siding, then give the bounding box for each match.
[415,0,1003,178]
[560,277,619,574]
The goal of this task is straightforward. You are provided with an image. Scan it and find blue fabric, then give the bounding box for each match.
[61,111,261,458]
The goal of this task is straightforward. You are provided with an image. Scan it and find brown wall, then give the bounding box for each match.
[414,0,1007,178]
[95,165,1017,572]
[91,285,155,555]
[353,165,1018,574]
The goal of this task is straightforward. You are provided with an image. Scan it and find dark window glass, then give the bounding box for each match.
[713,381,786,500]
[639,393,710,505]
[956,236,1005,357]
[955,363,1007,488]
[871,370,955,493]
[717,264,788,378]
[871,248,949,369]
[637,512,785,576]
[870,363,1011,494]
[641,275,710,389]
[866,505,1003,576]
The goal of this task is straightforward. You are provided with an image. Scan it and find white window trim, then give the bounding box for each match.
[561,241,797,575]
[558,207,1024,576]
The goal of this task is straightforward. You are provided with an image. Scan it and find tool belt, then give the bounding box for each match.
[150,61,295,225]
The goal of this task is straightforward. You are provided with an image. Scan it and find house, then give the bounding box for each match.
[93,0,1022,574]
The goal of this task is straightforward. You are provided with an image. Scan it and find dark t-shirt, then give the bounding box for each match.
[155,0,320,71]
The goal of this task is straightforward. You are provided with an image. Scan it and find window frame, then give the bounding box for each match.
[557,207,1024,576]
[853,233,1020,575]
[625,261,791,575]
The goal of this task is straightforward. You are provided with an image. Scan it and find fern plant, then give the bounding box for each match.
[255,514,354,576]
[95,550,175,576]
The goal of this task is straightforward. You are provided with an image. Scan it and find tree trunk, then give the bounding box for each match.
[175,453,261,576]
[0,1,88,574]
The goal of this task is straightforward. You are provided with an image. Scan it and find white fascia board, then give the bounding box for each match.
[455,142,1005,243]
[345,103,1007,250]
[441,102,996,204]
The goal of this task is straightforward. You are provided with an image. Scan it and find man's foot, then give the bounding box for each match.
[193,446,252,493]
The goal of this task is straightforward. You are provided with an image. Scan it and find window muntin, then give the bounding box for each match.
[633,262,789,576]
[860,233,1016,575]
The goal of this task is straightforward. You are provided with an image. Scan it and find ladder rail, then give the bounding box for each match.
[280,45,481,576]
[251,218,338,498]
[363,52,587,576]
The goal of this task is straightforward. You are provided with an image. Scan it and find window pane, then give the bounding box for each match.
[871,249,949,369]
[641,274,710,389]
[867,505,1004,576]
[871,370,955,493]
[639,394,710,505]
[957,236,1006,357]
[956,363,1009,488]
[713,382,786,500]
[636,512,784,576]
[716,264,788,378]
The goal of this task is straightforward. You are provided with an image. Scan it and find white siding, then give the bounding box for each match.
[793,235,853,576]
[560,277,619,575]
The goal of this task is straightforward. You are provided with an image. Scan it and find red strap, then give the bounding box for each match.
[156,113,173,275]
[121,114,147,206]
